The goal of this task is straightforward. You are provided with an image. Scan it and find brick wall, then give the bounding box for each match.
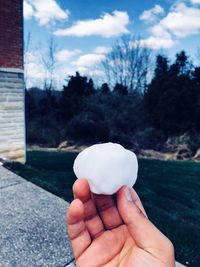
[0,0,25,162]
[0,0,23,69]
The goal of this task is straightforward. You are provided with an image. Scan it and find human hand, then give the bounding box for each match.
[67,179,174,267]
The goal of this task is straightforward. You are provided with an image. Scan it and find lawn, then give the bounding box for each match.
[5,151,200,267]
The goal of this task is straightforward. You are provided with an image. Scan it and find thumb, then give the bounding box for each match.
[117,186,169,249]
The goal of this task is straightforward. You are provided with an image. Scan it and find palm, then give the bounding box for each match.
[67,179,174,267]
[77,225,166,267]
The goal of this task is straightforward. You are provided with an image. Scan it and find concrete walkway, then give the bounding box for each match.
[0,166,185,266]
[0,166,74,266]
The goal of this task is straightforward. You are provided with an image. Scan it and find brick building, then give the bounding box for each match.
[0,0,26,162]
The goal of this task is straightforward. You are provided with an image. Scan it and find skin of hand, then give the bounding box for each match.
[67,179,175,267]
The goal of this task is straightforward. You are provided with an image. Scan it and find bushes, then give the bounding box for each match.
[67,113,109,143]
[27,122,61,147]
[64,91,146,148]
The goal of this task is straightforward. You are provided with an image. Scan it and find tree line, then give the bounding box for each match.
[26,49,200,152]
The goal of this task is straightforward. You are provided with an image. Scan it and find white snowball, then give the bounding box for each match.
[73,142,138,195]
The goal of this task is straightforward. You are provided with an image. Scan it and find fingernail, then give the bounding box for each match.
[125,186,133,202]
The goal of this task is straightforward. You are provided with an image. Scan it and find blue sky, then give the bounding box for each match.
[24,0,200,89]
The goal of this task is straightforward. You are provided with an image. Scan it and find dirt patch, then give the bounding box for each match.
[193,148,200,162]
[27,137,200,162]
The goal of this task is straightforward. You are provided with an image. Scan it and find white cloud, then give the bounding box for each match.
[25,51,74,88]
[191,0,200,4]
[141,2,200,50]
[156,3,200,38]
[77,67,104,77]
[54,66,76,82]
[24,51,38,62]
[54,11,130,37]
[150,24,171,38]
[73,53,105,67]
[27,62,46,80]
[140,4,164,22]
[93,46,112,54]
[24,1,34,19]
[140,36,175,49]
[55,49,81,62]
[24,52,46,87]
[24,0,69,26]
[25,50,105,88]
[89,69,105,76]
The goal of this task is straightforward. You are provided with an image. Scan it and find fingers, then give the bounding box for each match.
[129,188,148,218]
[117,186,175,265]
[117,186,171,250]
[92,194,123,230]
[73,179,91,202]
[74,179,123,230]
[67,199,91,259]
[73,179,105,238]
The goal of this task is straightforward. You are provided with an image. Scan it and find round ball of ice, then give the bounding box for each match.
[73,142,138,195]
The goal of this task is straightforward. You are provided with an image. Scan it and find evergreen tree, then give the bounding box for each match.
[113,83,128,95]
[193,67,200,130]
[60,72,95,121]
[144,54,170,131]
[145,51,196,135]
[100,83,110,94]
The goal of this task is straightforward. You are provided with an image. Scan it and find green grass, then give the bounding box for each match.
[6,151,200,267]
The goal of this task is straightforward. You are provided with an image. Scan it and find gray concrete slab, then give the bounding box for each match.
[176,263,187,267]
[0,166,74,267]
[0,164,25,189]
[66,261,75,267]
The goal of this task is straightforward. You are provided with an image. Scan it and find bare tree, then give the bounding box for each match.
[24,31,31,89]
[102,36,152,92]
[40,36,58,90]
